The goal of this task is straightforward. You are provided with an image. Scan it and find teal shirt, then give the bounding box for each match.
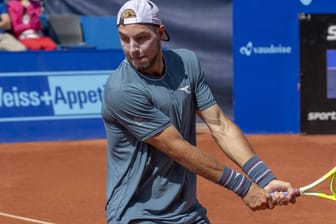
[102,49,216,224]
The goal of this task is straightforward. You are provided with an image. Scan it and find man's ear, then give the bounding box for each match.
[158,25,166,40]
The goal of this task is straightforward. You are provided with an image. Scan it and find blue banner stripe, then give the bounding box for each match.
[0,114,102,122]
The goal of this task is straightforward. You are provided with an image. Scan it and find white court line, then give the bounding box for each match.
[0,212,55,224]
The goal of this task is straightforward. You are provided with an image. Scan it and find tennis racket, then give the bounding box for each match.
[277,166,336,201]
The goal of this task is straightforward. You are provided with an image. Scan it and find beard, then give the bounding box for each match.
[127,41,162,74]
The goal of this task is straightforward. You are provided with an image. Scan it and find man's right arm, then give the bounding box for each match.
[145,124,225,183]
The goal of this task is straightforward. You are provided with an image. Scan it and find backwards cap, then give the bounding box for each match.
[117,0,170,41]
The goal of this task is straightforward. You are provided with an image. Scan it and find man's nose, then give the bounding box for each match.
[129,41,140,55]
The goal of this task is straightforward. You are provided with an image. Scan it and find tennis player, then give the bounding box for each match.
[101,0,296,223]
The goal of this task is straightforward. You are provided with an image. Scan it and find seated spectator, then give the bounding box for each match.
[0,0,26,51]
[7,0,56,50]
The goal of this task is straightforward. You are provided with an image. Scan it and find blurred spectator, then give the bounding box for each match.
[7,0,56,50]
[0,0,26,51]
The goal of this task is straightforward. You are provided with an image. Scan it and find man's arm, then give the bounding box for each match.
[146,124,224,183]
[197,104,256,167]
[145,113,275,210]
[198,104,296,205]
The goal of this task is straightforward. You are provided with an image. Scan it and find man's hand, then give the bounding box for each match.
[264,179,296,206]
[242,183,274,210]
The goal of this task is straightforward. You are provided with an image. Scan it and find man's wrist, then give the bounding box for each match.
[242,156,276,187]
[218,166,252,197]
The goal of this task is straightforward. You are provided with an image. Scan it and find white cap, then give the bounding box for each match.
[117,0,170,41]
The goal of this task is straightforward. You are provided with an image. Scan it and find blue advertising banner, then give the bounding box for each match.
[233,0,336,133]
[0,50,124,143]
[0,70,111,143]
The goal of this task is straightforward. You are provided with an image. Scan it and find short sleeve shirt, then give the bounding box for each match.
[101,49,216,223]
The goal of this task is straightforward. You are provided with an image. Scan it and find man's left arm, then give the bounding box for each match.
[197,104,255,166]
[198,104,296,204]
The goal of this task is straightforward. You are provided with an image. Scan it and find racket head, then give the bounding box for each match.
[271,167,336,201]
[330,172,336,196]
[299,166,336,201]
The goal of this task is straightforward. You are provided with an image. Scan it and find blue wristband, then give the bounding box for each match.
[242,156,276,188]
[218,166,252,197]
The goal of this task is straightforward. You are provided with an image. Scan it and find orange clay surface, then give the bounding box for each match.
[0,133,335,224]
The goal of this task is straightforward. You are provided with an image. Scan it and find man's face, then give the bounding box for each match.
[118,24,162,74]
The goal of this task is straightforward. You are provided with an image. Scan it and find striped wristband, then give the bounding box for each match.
[218,166,252,197]
[242,156,276,188]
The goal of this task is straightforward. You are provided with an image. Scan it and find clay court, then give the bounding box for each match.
[0,132,335,224]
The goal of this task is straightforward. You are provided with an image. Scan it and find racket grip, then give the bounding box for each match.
[270,192,288,196]
[270,188,300,197]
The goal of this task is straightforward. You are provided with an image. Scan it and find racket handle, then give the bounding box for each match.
[270,192,288,196]
[270,188,300,197]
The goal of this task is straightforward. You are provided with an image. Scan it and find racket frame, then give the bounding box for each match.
[297,166,336,201]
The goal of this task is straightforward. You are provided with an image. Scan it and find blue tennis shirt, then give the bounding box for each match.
[102,49,216,223]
